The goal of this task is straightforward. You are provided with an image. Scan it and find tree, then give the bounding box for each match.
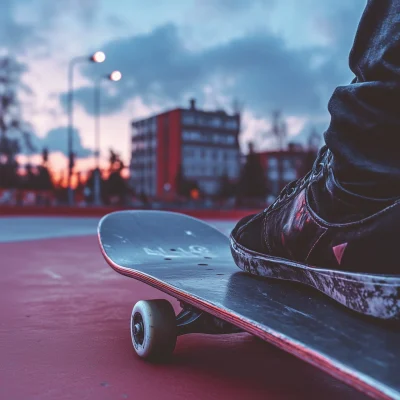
[237,142,268,201]
[300,127,321,176]
[261,110,287,151]
[23,163,36,189]
[0,136,20,188]
[105,148,128,205]
[218,171,235,200]
[307,126,321,152]
[35,147,53,190]
[175,164,199,198]
[109,149,119,172]
[36,166,53,191]
[42,147,49,166]
[175,164,186,197]
[0,57,35,188]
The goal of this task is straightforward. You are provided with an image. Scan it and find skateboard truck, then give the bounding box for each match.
[176,301,243,336]
[130,299,242,361]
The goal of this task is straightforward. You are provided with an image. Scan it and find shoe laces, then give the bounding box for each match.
[267,145,330,211]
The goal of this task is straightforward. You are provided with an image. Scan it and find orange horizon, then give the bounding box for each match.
[15,152,130,189]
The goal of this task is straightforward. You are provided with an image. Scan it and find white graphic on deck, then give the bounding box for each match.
[143,245,214,258]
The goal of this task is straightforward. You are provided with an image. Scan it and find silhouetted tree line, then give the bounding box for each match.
[0,146,53,190]
[236,142,269,206]
[1,56,41,190]
[81,149,131,206]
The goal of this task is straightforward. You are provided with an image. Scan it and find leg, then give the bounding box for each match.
[230,1,400,320]
[325,0,400,196]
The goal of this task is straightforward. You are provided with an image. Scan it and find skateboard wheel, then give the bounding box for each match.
[130,299,177,360]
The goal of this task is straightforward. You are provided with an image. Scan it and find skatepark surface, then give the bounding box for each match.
[0,216,368,399]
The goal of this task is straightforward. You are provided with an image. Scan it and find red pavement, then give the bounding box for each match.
[0,236,367,400]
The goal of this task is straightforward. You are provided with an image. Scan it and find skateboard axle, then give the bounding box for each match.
[176,303,242,336]
[133,322,143,336]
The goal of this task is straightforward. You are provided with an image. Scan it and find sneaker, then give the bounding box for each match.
[230,146,400,320]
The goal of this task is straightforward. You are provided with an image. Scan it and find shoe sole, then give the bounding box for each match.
[230,236,400,320]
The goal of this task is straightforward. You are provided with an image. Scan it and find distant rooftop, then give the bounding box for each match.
[131,98,239,125]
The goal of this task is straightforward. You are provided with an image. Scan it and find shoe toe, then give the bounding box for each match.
[231,213,265,253]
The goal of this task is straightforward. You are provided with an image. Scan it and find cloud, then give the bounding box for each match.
[33,0,101,28]
[62,0,364,125]
[45,0,363,156]
[309,1,365,97]
[202,32,323,115]
[29,127,93,157]
[0,0,41,51]
[0,0,101,53]
[65,20,346,119]
[106,14,128,29]
[193,0,276,15]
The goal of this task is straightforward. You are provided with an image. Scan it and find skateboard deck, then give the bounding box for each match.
[98,210,400,400]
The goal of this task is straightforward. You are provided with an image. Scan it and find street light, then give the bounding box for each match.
[109,70,122,82]
[92,70,122,206]
[67,51,105,205]
[91,51,106,63]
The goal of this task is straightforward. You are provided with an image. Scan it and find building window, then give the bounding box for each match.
[197,116,207,126]
[210,117,221,127]
[283,170,296,181]
[269,170,278,180]
[182,112,195,125]
[283,158,292,169]
[226,135,235,145]
[182,130,205,142]
[225,119,238,129]
[150,118,157,133]
[268,157,277,168]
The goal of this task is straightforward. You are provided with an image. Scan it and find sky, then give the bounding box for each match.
[1,0,366,177]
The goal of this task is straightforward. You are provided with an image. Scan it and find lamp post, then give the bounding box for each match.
[93,70,122,206]
[67,51,106,205]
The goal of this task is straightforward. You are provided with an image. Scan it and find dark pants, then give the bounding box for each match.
[325,0,400,196]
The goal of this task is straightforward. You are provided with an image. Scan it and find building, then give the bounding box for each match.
[130,99,241,199]
[258,143,316,197]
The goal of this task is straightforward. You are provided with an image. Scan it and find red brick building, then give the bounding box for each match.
[130,99,241,199]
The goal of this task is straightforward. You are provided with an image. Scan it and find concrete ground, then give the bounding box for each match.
[0,216,367,399]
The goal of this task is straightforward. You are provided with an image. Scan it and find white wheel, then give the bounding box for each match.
[130,299,177,360]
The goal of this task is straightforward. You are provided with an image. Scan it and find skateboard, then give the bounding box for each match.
[98,210,400,400]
